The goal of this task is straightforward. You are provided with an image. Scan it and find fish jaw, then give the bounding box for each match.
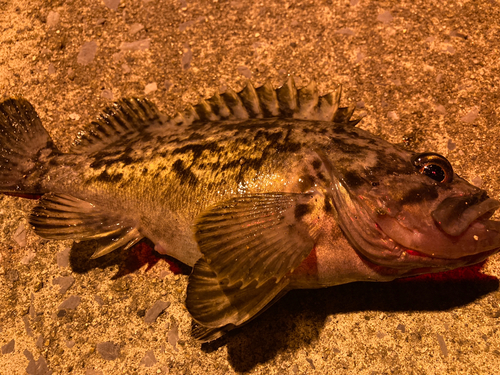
[375,210,500,260]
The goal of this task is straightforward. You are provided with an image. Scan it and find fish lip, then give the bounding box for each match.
[432,196,500,236]
[375,212,500,260]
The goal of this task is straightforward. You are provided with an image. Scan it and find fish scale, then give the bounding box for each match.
[1,77,499,342]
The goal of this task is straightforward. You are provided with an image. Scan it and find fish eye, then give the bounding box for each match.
[412,153,453,183]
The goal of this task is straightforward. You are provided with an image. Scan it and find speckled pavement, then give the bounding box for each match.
[1,1,499,374]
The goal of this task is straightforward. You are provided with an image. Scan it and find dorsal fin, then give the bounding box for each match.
[72,79,359,149]
[71,98,164,153]
[167,77,358,127]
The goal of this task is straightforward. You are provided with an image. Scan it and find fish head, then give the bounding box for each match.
[324,129,500,276]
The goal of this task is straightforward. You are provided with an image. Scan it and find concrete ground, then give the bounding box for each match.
[1,0,499,374]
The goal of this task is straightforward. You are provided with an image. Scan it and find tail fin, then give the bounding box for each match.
[0,98,57,194]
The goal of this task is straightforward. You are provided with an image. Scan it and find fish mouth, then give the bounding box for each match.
[432,194,500,236]
[375,195,500,260]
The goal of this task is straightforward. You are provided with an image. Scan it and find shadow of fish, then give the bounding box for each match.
[1,78,499,342]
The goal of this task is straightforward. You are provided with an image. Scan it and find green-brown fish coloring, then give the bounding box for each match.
[1,78,499,341]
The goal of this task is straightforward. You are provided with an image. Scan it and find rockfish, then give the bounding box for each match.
[1,78,499,341]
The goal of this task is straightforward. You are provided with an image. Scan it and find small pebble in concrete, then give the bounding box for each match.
[23,315,33,336]
[56,248,70,268]
[58,295,81,310]
[46,11,60,28]
[67,68,76,80]
[122,63,131,73]
[377,10,393,24]
[97,341,121,360]
[460,107,479,123]
[36,335,44,349]
[306,358,315,370]
[387,111,400,121]
[6,269,19,282]
[103,0,120,10]
[181,43,192,70]
[53,276,75,295]
[101,89,114,100]
[237,66,252,79]
[168,321,179,351]
[436,334,449,357]
[447,139,456,151]
[434,104,447,115]
[120,39,150,51]
[48,63,56,75]
[20,250,36,265]
[129,23,144,35]
[25,353,50,375]
[179,20,195,32]
[77,41,98,65]
[144,300,170,323]
[1,339,15,354]
[94,295,105,306]
[396,323,406,333]
[140,349,157,367]
[335,28,355,36]
[13,222,27,247]
[145,82,157,95]
[471,176,483,188]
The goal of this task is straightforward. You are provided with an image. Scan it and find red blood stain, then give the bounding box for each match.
[112,241,186,279]
[397,261,496,283]
[3,192,42,199]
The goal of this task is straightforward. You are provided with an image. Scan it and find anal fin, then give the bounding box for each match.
[29,193,142,258]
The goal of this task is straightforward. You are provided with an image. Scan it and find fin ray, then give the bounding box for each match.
[186,257,290,328]
[0,98,57,194]
[29,193,142,257]
[194,192,318,288]
[71,98,163,153]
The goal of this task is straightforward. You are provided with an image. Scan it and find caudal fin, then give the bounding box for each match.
[0,98,57,194]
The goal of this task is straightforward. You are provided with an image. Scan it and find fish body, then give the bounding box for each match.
[1,78,499,341]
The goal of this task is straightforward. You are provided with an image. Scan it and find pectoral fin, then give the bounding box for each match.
[186,192,321,339]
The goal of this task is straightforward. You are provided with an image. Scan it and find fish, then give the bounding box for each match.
[1,77,499,342]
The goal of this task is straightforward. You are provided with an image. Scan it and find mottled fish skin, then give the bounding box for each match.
[1,78,499,342]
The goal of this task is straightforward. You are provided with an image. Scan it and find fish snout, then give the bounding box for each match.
[432,192,500,236]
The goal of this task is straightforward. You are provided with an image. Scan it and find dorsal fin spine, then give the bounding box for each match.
[74,79,359,148]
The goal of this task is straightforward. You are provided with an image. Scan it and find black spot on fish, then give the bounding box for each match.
[188,132,204,140]
[172,159,198,186]
[96,170,124,183]
[312,159,322,170]
[172,142,222,162]
[276,129,302,153]
[299,174,315,192]
[330,137,364,154]
[401,185,439,204]
[316,172,327,182]
[295,203,312,220]
[343,171,367,188]
[324,196,333,213]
